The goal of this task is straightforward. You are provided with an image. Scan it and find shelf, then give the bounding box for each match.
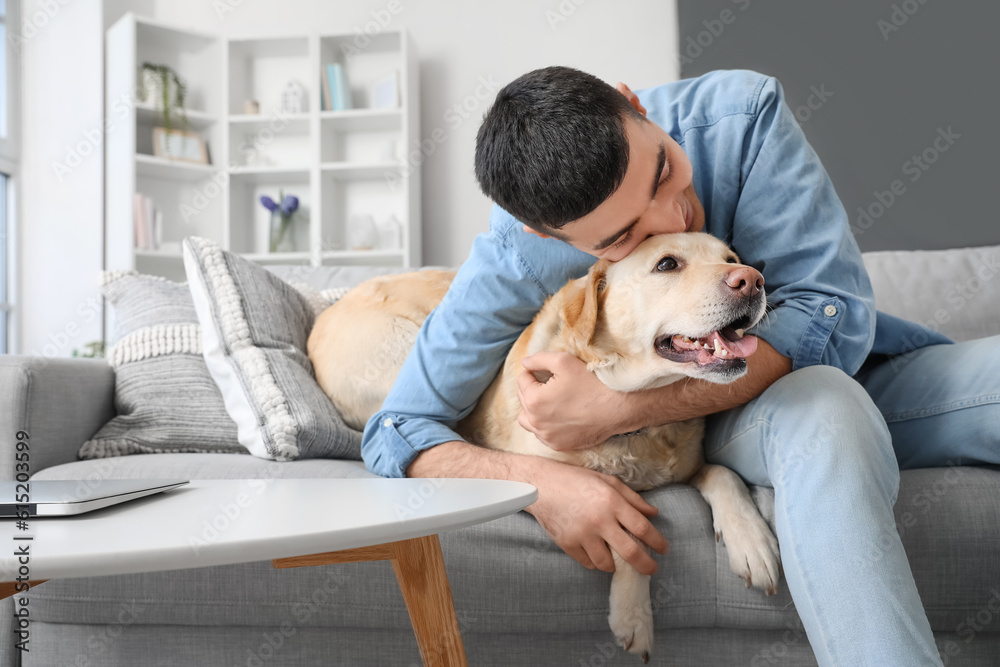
[320,108,402,132]
[229,167,310,185]
[136,103,216,130]
[108,16,418,282]
[135,154,217,182]
[320,162,401,181]
[229,113,311,134]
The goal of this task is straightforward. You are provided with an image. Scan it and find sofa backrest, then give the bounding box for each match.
[862,243,1000,343]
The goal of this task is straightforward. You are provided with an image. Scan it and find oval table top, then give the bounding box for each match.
[0,478,537,581]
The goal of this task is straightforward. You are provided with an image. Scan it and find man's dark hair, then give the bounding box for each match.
[474,66,645,236]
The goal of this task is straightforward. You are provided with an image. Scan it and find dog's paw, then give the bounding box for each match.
[608,602,653,664]
[716,513,781,595]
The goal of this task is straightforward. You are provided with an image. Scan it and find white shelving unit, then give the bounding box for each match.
[105,12,420,288]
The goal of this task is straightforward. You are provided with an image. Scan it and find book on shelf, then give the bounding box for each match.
[321,70,332,111]
[325,63,352,111]
[132,192,162,251]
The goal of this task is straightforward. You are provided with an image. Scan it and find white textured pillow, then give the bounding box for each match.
[182,236,362,461]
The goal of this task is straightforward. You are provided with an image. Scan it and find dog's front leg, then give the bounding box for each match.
[607,543,653,663]
[690,463,781,594]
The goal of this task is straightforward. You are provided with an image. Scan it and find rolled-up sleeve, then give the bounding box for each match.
[730,77,876,375]
[361,211,594,478]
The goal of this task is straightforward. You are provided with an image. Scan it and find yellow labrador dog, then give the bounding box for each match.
[308,232,780,663]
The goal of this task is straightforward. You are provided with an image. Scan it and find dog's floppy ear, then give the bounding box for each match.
[561,260,609,362]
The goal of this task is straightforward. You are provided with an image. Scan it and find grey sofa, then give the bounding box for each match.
[2,243,999,667]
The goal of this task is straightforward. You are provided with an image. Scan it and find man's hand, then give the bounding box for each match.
[517,352,630,451]
[521,455,668,575]
[406,440,668,576]
[516,340,792,451]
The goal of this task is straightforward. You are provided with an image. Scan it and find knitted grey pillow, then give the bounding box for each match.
[79,271,245,458]
[182,236,362,461]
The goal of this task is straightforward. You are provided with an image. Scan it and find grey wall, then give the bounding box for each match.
[678,0,999,252]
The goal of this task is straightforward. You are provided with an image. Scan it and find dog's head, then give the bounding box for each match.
[560,232,767,391]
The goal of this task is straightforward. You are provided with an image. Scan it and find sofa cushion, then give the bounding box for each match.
[863,243,1000,343]
[78,271,244,459]
[182,236,362,462]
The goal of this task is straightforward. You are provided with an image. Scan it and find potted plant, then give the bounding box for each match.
[138,62,189,135]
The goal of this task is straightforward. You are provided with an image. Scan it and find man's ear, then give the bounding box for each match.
[560,260,609,362]
[522,224,554,240]
[615,82,648,117]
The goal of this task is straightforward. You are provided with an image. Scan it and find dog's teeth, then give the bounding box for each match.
[720,348,728,356]
[735,328,745,338]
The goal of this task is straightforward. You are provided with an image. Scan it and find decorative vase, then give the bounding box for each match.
[269,213,295,253]
[349,214,379,250]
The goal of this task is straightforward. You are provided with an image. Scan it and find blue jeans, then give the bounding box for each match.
[703,335,1000,667]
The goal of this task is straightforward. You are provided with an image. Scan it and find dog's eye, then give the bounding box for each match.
[656,256,679,272]
[726,257,738,264]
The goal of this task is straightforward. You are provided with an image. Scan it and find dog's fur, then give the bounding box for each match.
[308,232,781,662]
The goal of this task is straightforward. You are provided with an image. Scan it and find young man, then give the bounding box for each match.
[361,66,999,665]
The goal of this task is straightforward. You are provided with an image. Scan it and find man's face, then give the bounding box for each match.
[528,112,706,263]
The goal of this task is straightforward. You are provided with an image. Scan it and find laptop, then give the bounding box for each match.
[0,479,189,517]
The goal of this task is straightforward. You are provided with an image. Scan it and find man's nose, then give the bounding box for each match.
[724,267,764,297]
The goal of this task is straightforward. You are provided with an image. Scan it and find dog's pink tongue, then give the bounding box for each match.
[712,331,758,358]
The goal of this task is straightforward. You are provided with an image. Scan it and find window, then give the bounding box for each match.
[0,0,20,354]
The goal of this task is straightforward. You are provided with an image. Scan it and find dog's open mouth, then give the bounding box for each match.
[654,320,758,366]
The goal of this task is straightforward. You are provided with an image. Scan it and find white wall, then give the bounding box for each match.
[19,0,678,355]
[142,0,681,266]
[18,0,105,357]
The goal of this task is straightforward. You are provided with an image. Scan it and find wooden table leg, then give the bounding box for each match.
[0,580,47,600]
[273,534,469,667]
[390,535,468,667]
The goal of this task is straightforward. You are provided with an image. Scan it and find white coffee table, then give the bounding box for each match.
[0,478,537,666]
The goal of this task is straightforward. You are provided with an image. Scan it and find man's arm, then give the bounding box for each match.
[406,440,668,576]
[361,209,669,575]
[517,339,791,451]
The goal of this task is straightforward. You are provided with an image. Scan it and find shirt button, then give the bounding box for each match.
[382,417,393,428]
[824,305,838,317]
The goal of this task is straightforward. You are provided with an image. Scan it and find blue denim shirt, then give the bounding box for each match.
[361,69,952,479]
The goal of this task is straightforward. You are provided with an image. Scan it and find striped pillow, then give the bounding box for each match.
[182,236,363,461]
[79,271,245,458]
